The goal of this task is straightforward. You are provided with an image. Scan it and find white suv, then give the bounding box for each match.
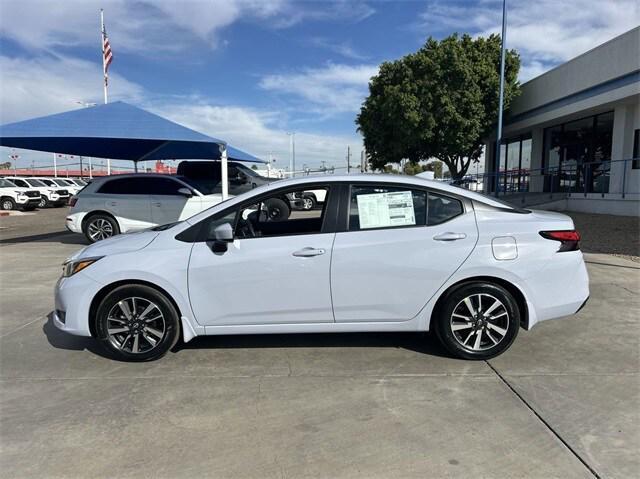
[0,178,41,211]
[29,177,74,201]
[66,174,224,243]
[4,177,67,208]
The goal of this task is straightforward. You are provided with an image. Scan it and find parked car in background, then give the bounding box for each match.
[178,160,299,214]
[3,176,66,208]
[54,174,589,362]
[27,177,71,204]
[66,174,225,243]
[0,178,40,211]
[64,178,89,188]
[54,178,83,195]
[31,177,82,196]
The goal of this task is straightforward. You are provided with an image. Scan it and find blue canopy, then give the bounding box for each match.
[0,101,264,163]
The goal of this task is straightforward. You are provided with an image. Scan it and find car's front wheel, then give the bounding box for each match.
[434,282,519,360]
[38,197,49,208]
[1,197,16,210]
[95,285,180,361]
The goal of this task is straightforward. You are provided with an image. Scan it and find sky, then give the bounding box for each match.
[0,0,638,172]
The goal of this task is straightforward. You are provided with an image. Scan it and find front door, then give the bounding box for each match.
[331,185,478,322]
[187,186,335,326]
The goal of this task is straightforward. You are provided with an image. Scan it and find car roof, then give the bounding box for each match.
[258,174,515,210]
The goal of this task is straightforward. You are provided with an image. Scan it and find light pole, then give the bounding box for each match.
[494,0,507,197]
[287,132,296,177]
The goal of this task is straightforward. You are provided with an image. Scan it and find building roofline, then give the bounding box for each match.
[519,26,640,88]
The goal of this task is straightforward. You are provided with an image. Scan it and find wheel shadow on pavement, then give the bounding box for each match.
[0,231,87,245]
[174,331,454,359]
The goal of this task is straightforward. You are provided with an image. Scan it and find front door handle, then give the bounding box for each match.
[152,202,162,207]
[292,247,326,257]
[433,232,467,241]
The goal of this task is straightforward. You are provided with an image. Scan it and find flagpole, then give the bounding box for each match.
[101,9,112,175]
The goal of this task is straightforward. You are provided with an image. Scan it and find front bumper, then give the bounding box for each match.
[53,272,103,337]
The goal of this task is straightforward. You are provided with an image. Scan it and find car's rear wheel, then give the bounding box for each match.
[435,282,519,360]
[83,214,119,243]
[95,285,180,362]
[1,198,16,210]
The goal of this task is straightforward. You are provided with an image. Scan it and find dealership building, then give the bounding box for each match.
[485,26,639,215]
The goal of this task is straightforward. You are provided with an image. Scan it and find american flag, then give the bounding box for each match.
[102,25,113,85]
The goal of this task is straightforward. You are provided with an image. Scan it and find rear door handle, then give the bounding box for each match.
[292,247,326,257]
[433,232,467,241]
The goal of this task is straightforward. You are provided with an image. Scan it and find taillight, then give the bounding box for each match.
[540,230,580,252]
[68,197,77,207]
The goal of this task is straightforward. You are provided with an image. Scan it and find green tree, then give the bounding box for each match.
[357,33,520,179]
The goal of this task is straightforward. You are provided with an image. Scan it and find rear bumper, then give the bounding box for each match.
[65,211,85,233]
[525,251,590,328]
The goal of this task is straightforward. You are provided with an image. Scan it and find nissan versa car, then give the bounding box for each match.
[54,175,589,362]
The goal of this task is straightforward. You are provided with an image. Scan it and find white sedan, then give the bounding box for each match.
[54,175,589,361]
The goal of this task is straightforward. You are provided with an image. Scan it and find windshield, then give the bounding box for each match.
[25,178,46,187]
[53,179,71,186]
[236,163,266,179]
[40,179,55,186]
[0,178,17,188]
[73,179,87,186]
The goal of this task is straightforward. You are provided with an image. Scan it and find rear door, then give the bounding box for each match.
[96,177,153,231]
[147,177,205,224]
[331,184,478,322]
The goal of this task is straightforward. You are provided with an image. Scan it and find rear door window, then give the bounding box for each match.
[349,185,427,231]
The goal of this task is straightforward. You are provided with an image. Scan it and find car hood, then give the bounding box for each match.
[68,230,160,262]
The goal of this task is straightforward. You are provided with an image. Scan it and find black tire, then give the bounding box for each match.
[301,194,316,210]
[22,205,37,211]
[95,285,181,362]
[83,213,120,243]
[434,282,520,360]
[263,197,290,221]
[1,197,16,211]
[38,197,49,208]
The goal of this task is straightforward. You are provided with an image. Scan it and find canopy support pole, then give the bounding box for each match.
[220,144,229,200]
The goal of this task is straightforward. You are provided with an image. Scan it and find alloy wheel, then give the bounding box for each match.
[302,198,314,210]
[450,293,509,351]
[106,297,165,354]
[2,200,14,210]
[87,218,114,241]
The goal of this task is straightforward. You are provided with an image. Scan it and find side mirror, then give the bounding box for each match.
[210,223,234,253]
[213,223,234,242]
[177,187,193,197]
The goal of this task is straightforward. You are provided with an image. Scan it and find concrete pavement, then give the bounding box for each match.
[0,208,638,478]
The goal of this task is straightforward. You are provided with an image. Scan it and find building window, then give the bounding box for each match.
[498,135,531,193]
[633,129,640,169]
[542,111,614,193]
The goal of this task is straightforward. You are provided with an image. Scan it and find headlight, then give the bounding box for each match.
[62,257,103,277]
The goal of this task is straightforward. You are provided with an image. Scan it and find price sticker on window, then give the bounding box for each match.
[356,191,416,229]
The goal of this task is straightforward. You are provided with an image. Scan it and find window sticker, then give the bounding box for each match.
[356,191,416,229]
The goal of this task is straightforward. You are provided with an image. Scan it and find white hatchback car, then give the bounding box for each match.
[54,175,589,362]
[66,174,224,243]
